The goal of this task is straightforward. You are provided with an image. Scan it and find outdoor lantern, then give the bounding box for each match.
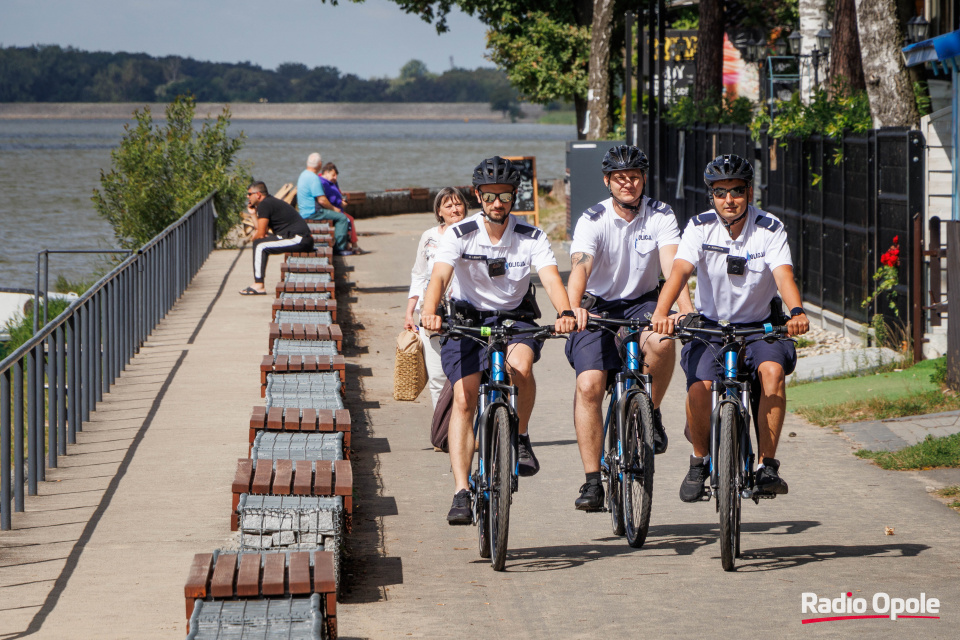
[906,15,930,44]
[775,36,788,56]
[816,26,832,56]
[788,31,802,56]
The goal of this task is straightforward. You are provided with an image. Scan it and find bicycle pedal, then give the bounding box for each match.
[700,487,713,501]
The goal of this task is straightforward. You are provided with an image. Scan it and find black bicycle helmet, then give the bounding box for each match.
[472,156,521,188]
[602,145,649,174]
[703,154,754,186]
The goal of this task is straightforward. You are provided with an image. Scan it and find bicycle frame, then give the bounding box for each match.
[707,342,755,497]
[475,345,519,497]
[600,328,653,477]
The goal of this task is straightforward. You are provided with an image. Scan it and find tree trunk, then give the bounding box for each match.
[575,95,588,140]
[587,0,616,139]
[829,0,866,93]
[856,0,919,127]
[695,0,724,103]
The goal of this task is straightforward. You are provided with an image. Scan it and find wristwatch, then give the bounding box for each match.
[558,310,576,319]
[790,307,805,317]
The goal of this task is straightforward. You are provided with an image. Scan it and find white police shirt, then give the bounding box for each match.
[674,206,793,323]
[434,212,557,311]
[569,196,680,301]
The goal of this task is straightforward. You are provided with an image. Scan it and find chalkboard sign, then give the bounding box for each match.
[505,156,539,227]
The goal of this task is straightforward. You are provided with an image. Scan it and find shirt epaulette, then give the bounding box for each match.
[514,223,543,240]
[693,212,717,226]
[754,215,781,232]
[453,220,480,238]
[582,204,605,220]
[647,199,671,214]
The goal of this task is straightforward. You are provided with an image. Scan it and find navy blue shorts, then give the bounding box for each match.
[680,321,797,390]
[564,292,659,377]
[441,317,542,386]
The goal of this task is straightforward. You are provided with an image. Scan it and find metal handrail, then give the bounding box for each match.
[1,190,218,530]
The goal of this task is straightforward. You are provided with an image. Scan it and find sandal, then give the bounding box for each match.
[239,286,266,296]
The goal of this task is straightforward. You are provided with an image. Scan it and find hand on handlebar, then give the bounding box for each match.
[555,314,577,334]
[650,311,675,336]
[786,312,809,337]
[571,306,590,332]
[420,313,442,332]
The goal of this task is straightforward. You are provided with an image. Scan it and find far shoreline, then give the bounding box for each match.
[0,102,550,121]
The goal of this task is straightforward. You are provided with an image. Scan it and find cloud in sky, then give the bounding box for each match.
[0,0,492,78]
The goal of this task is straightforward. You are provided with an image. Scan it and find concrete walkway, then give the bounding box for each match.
[0,248,277,639]
[337,213,960,639]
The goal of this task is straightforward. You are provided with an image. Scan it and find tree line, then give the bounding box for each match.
[0,45,519,104]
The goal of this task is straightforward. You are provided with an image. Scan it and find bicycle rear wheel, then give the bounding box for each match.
[606,403,625,536]
[623,392,655,548]
[718,403,741,571]
[489,405,512,571]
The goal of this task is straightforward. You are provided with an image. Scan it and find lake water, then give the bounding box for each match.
[0,118,575,290]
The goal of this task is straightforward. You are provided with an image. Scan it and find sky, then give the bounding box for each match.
[0,0,492,78]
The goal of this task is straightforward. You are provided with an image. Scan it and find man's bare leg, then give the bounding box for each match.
[449,373,481,492]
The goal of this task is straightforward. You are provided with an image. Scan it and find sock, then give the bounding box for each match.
[585,471,601,485]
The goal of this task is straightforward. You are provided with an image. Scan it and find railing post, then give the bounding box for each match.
[67,316,76,444]
[47,332,57,469]
[56,324,66,455]
[35,342,45,482]
[1,369,10,529]
[14,360,24,512]
[26,347,36,495]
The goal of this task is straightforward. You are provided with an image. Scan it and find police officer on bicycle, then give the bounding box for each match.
[651,154,809,501]
[566,144,694,511]
[421,156,578,525]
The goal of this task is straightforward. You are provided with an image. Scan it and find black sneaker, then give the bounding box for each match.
[679,455,710,503]
[517,434,540,477]
[447,489,472,525]
[755,458,789,495]
[653,407,668,455]
[574,479,605,511]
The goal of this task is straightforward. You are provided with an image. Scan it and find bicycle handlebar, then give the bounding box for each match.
[586,316,652,330]
[674,323,788,339]
[440,320,562,341]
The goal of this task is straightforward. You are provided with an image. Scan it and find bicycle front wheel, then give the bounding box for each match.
[606,403,624,536]
[489,405,512,571]
[718,402,741,571]
[622,392,655,548]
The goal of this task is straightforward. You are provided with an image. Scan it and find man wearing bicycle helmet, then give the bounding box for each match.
[651,154,809,501]
[421,156,577,525]
[565,144,694,511]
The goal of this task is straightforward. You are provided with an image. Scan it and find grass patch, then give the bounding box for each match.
[855,433,960,470]
[538,110,576,125]
[794,389,960,427]
[936,486,960,511]
[788,358,943,411]
[794,336,814,349]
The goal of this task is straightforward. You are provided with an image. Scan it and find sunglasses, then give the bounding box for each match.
[479,191,515,204]
[710,186,748,199]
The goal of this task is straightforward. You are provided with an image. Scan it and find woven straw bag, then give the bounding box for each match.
[393,329,428,401]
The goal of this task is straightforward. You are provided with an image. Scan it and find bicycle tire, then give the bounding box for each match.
[718,403,741,571]
[489,405,512,571]
[606,402,625,536]
[623,392,655,548]
[476,469,490,558]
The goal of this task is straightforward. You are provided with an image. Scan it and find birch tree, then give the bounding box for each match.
[586,0,615,138]
[855,0,919,127]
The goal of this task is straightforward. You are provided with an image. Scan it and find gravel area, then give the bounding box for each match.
[795,324,861,358]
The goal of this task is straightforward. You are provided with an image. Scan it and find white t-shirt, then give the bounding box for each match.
[434,212,558,311]
[408,225,444,310]
[569,196,681,300]
[674,206,793,323]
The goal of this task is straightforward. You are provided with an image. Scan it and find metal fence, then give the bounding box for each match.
[1,192,217,530]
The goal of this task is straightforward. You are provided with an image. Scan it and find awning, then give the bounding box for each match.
[902,29,960,73]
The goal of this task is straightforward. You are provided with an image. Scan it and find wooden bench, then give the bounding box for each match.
[276,281,336,296]
[281,261,335,275]
[248,406,351,457]
[307,222,332,235]
[231,459,353,531]
[272,298,337,322]
[268,324,343,351]
[260,356,346,394]
[285,247,333,260]
[184,550,337,639]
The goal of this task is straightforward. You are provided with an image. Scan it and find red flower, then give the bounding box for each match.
[880,246,900,267]
[892,235,899,245]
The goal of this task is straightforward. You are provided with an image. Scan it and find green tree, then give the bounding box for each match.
[92,96,251,250]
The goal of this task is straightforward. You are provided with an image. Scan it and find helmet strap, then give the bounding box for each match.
[607,186,643,213]
[717,208,749,236]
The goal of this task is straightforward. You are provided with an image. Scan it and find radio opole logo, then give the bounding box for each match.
[801,592,941,623]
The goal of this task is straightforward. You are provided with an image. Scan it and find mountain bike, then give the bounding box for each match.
[441,318,560,571]
[586,315,656,548]
[670,321,791,571]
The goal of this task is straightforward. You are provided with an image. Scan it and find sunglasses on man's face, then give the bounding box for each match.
[710,186,748,199]
[479,191,515,204]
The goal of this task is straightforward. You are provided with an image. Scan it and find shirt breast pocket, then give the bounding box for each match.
[634,237,657,256]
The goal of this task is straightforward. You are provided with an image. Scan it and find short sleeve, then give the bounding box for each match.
[764,221,793,271]
[673,218,702,266]
[433,226,461,267]
[653,207,681,248]
[531,233,559,272]
[569,214,600,257]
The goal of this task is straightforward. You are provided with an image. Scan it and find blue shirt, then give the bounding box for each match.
[297,169,325,218]
[319,177,343,210]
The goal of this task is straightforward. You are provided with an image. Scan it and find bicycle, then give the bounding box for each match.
[669,321,792,571]
[440,318,561,571]
[586,315,656,548]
